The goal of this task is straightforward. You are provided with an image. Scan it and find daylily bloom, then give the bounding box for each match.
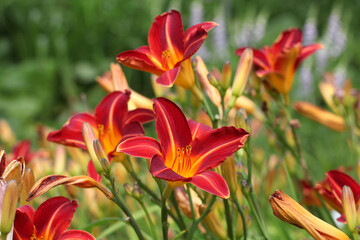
[314,170,360,217]
[269,190,349,240]
[47,91,153,180]
[13,196,95,240]
[236,28,323,103]
[96,63,153,110]
[117,10,217,94]
[117,97,249,199]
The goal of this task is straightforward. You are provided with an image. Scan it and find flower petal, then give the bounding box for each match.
[183,22,217,59]
[187,119,212,140]
[154,98,192,167]
[272,28,302,56]
[150,154,187,181]
[117,136,162,159]
[327,170,360,203]
[47,113,96,150]
[87,161,102,182]
[13,206,35,240]
[122,122,145,140]
[126,108,154,125]
[116,47,164,76]
[28,175,113,201]
[59,230,95,240]
[95,91,130,154]
[148,10,184,69]
[190,127,249,173]
[34,196,78,240]
[156,66,181,87]
[190,171,230,199]
[295,43,323,68]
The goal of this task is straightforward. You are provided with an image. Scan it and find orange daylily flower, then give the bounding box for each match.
[117,10,217,92]
[269,190,349,240]
[236,28,323,103]
[118,98,249,198]
[13,196,95,240]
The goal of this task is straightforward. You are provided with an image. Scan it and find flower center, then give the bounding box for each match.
[172,145,193,177]
[98,124,105,136]
[31,234,43,240]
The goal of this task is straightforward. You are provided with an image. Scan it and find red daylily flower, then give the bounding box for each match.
[117,97,249,199]
[117,10,217,90]
[235,28,322,102]
[314,170,360,221]
[47,91,153,180]
[13,196,95,240]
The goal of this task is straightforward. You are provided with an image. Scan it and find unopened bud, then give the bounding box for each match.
[132,182,144,200]
[220,61,232,91]
[221,156,237,198]
[93,140,111,173]
[235,109,250,132]
[229,49,253,109]
[82,122,103,175]
[342,185,357,233]
[1,180,18,236]
[207,73,220,88]
[2,157,25,187]
[124,183,133,196]
[20,168,35,205]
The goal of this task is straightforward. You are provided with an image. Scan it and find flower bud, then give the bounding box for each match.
[93,139,111,174]
[1,180,18,236]
[20,168,35,205]
[342,186,357,233]
[124,183,133,196]
[132,182,144,200]
[220,61,232,91]
[235,109,250,132]
[199,204,227,240]
[221,155,237,198]
[228,49,253,109]
[207,73,220,88]
[82,122,103,175]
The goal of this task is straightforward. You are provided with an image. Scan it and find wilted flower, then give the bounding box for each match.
[269,190,349,240]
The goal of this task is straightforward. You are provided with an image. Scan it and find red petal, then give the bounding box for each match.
[59,230,95,240]
[47,113,96,150]
[12,140,32,164]
[337,213,346,223]
[13,206,35,239]
[148,10,184,68]
[126,108,154,125]
[190,127,249,173]
[190,171,229,199]
[183,22,217,60]
[150,154,187,181]
[295,43,323,68]
[117,136,162,159]
[187,119,212,140]
[154,98,192,167]
[272,28,302,56]
[122,122,144,139]
[95,91,130,154]
[116,47,164,75]
[34,196,78,240]
[156,66,181,87]
[327,170,360,202]
[235,48,270,70]
[0,151,6,176]
[88,161,102,182]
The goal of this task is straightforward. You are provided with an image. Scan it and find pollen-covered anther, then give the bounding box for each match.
[98,124,105,136]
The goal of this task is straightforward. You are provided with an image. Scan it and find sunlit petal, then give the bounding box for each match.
[190,171,230,199]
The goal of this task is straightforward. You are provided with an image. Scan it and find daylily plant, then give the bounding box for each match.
[117,10,217,92]
[47,91,153,180]
[13,196,95,240]
[117,97,249,199]
[236,28,323,103]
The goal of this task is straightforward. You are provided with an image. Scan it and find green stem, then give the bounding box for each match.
[244,142,252,184]
[161,185,173,240]
[169,192,187,236]
[223,199,234,239]
[138,200,158,240]
[108,178,144,240]
[282,161,299,202]
[186,185,196,221]
[234,198,247,240]
[186,195,217,240]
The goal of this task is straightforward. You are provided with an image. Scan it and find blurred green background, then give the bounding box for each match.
[1,0,359,140]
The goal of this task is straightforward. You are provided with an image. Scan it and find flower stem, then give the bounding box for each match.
[108,177,144,240]
[234,198,247,240]
[186,195,217,240]
[169,192,187,235]
[161,184,173,240]
[223,199,234,239]
[138,200,158,240]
